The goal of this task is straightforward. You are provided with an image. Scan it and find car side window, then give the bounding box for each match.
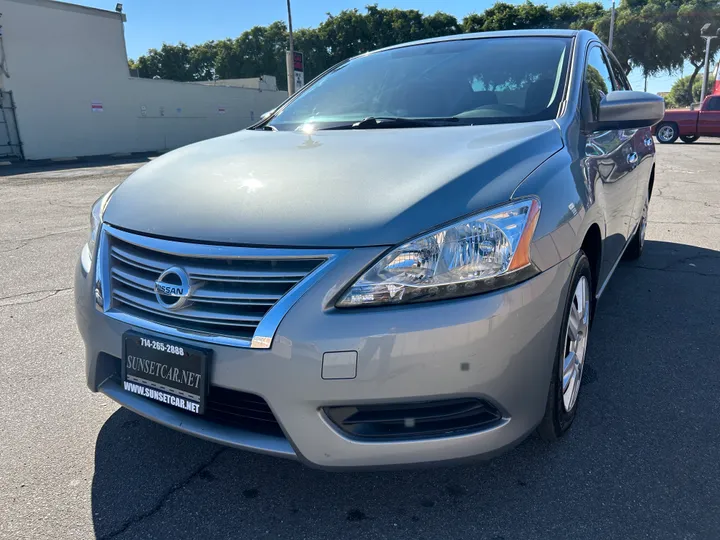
[585,46,615,120]
[608,54,632,91]
[706,97,720,111]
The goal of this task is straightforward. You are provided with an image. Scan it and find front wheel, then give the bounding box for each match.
[656,122,678,144]
[680,135,699,144]
[537,252,592,441]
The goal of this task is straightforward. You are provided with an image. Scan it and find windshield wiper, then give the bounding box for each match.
[323,116,461,130]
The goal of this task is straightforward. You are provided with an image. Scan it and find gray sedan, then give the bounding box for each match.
[75,29,663,469]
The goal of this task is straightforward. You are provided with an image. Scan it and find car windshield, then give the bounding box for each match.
[268,36,571,131]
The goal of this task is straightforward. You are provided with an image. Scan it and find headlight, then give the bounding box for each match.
[337,198,541,307]
[86,186,118,262]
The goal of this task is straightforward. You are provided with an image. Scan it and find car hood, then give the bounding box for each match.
[104,122,562,247]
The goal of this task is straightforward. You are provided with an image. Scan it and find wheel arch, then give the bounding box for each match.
[579,222,602,299]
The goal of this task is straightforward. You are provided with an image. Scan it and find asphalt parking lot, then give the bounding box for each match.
[1,141,720,540]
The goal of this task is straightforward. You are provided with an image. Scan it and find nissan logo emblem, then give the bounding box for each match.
[154,266,193,310]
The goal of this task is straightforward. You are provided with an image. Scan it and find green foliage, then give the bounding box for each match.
[128,0,720,92]
[665,74,717,108]
[592,0,720,77]
[462,2,604,32]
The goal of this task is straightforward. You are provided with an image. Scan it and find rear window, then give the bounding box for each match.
[269,37,572,130]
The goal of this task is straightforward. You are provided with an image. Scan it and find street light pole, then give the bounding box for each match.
[699,24,720,103]
[700,36,713,103]
[286,0,296,96]
[608,0,616,51]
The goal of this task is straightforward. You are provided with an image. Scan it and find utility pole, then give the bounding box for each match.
[608,0,616,51]
[285,0,296,96]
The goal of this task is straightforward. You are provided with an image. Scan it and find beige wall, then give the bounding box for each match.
[0,0,287,160]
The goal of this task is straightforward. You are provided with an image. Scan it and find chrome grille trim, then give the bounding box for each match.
[95,225,344,349]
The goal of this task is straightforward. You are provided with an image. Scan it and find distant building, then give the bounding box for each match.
[0,0,287,160]
[196,76,280,92]
[657,92,670,98]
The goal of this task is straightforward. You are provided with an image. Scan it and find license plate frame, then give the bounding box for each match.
[121,331,210,415]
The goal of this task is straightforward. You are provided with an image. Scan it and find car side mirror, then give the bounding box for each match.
[592,91,665,131]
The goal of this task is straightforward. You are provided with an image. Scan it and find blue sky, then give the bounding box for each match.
[83,0,698,93]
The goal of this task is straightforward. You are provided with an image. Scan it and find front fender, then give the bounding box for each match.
[512,149,605,272]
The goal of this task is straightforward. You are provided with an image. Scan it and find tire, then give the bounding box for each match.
[537,252,592,442]
[680,135,699,144]
[655,122,678,144]
[623,188,648,260]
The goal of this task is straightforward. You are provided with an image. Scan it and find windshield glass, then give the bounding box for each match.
[268,37,571,131]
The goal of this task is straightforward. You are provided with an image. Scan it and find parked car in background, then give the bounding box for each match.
[75,30,663,469]
[654,94,720,143]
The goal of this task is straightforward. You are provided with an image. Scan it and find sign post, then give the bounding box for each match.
[287,50,304,95]
[293,51,304,91]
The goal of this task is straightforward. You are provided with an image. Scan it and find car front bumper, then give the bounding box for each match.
[76,247,574,470]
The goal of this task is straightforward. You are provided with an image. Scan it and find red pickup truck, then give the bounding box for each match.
[654,94,720,143]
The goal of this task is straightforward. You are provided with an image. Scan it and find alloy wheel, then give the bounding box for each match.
[657,125,675,143]
[562,276,590,412]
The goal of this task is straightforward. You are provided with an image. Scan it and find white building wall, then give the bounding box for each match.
[0,0,287,160]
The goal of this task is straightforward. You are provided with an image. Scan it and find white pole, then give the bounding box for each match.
[286,0,295,96]
[700,36,714,103]
[608,0,616,51]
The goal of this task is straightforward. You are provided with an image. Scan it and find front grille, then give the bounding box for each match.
[324,398,503,440]
[101,226,328,346]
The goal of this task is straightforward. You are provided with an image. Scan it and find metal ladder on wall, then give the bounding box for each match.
[0,89,23,160]
[0,18,23,161]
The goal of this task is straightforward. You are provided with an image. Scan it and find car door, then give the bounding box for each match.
[582,45,638,282]
[698,96,720,135]
[607,51,653,231]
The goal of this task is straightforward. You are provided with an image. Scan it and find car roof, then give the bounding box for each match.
[372,29,582,55]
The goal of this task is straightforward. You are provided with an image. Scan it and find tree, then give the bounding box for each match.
[134,48,162,78]
[213,39,242,80]
[552,2,606,30]
[423,11,462,37]
[676,0,720,99]
[318,8,371,63]
[593,0,720,87]
[463,2,605,33]
[665,73,717,107]
[131,43,193,80]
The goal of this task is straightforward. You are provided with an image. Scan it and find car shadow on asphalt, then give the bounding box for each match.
[90,240,720,539]
[0,154,158,177]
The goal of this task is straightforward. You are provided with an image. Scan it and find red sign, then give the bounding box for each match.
[293,51,303,72]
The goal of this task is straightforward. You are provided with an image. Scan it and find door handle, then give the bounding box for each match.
[627,152,639,165]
